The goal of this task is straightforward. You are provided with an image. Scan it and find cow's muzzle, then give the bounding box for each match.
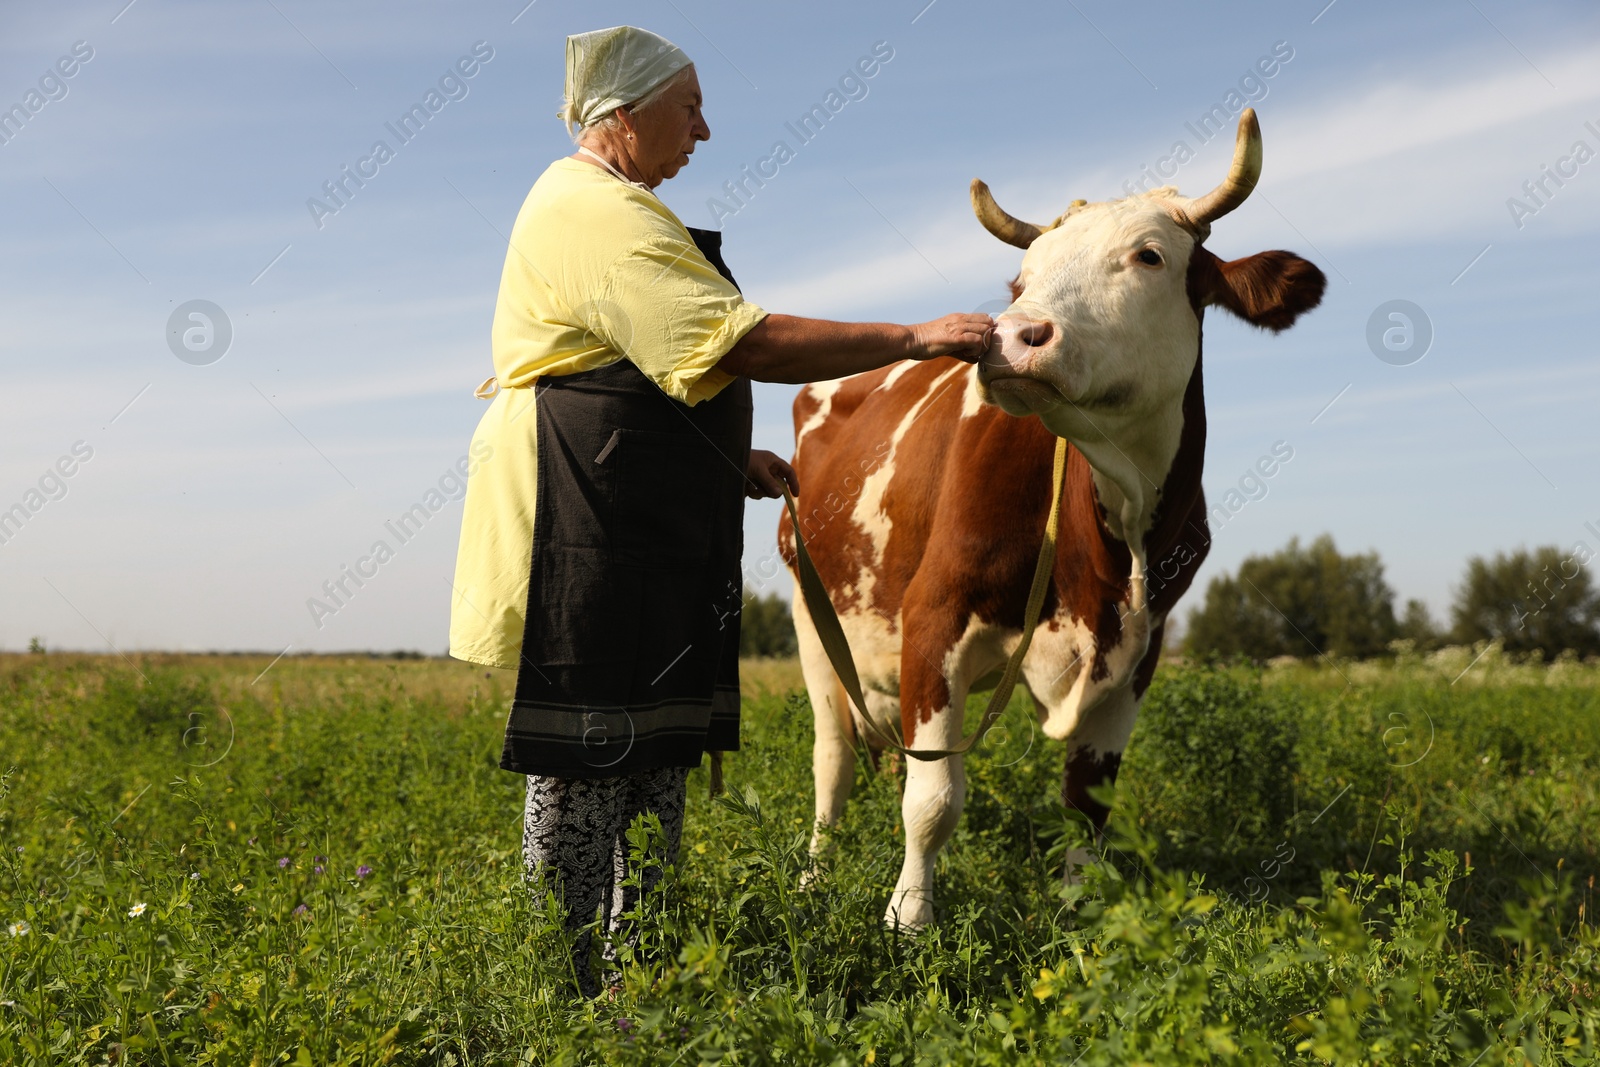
[978,316,1075,415]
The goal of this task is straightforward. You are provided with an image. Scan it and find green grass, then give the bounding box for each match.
[2,649,1599,1064]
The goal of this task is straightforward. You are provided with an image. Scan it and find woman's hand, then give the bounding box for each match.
[744,449,799,499]
[908,313,996,363]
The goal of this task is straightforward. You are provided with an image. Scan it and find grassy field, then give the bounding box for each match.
[2,647,1600,1064]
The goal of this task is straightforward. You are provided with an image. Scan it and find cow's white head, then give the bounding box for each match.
[970,108,1324,541]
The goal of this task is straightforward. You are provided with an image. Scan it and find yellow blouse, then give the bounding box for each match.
[449,157,768,670]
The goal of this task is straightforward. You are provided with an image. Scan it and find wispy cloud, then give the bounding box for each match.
[739,39,1600,318]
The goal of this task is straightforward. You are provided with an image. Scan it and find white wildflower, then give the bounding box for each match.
[127,902,148,918]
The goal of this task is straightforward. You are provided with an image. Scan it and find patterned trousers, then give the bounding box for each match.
[522,766,689,997]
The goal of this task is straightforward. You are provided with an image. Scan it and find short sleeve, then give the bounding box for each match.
[588,235,768,405]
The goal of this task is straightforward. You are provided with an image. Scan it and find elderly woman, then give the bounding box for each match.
[450,25,992,996]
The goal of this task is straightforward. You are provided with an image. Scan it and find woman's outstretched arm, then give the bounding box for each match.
[716,312,994,383]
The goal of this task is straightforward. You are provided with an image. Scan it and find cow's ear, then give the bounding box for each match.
[1189,248,1326,332]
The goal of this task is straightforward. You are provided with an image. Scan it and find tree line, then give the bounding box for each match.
[1182,535,1600,662]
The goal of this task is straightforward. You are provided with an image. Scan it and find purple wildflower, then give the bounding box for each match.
[356,865,372,880]
[313,864,324,875]
[277,857,290,869]
[292,904,308,917]
[615,1018,633,1032]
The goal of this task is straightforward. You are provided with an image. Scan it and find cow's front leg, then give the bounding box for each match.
[889,700,960,927]
[1059,683,1140,885]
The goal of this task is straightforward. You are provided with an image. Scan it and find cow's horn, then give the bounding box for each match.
[971,179,1045,248]
[1180,107,1262,229]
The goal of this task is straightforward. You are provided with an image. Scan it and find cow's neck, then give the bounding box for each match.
[1086,348,1206,554]
[1047,372,1193,566]
[1081,425,1181,545]
[1041,349,1203,706]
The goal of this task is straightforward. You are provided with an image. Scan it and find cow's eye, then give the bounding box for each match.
[1136,249,1162,266]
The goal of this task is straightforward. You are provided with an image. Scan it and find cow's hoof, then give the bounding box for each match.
[1061,846,1100,888]
[883,890,933,931]
[883,910,930,936]
[798,862,825,891]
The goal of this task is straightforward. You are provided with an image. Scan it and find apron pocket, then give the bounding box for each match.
[611,428,727,567]
[529,543,640,674]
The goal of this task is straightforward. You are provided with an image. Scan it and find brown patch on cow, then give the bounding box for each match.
[780,362,963,621]
[791,386,823,441]
[1062,746,1122,832]
[1187,247,1326,332]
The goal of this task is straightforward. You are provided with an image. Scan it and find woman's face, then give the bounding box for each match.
[630,67,709,186]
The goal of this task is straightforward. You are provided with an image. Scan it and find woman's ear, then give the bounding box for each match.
[615,106,638,140]
[1188,247,1327,332]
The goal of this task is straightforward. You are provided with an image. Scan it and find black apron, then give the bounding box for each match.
[502,228,750,778]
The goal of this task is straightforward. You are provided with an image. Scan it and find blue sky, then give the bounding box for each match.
[2,0,1597,655]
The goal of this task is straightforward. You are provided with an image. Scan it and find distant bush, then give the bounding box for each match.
[739,591,798,658]
[1396,597,1445,652]
[1123,666,1301,870]
[1451,545,1600,660]
[1185,534,1398,661]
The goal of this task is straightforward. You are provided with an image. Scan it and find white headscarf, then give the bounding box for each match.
[560,26,692,137]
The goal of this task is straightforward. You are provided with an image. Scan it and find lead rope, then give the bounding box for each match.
[782,436,1069,761]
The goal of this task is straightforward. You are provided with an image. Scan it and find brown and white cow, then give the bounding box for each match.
[776,110,1326,928]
